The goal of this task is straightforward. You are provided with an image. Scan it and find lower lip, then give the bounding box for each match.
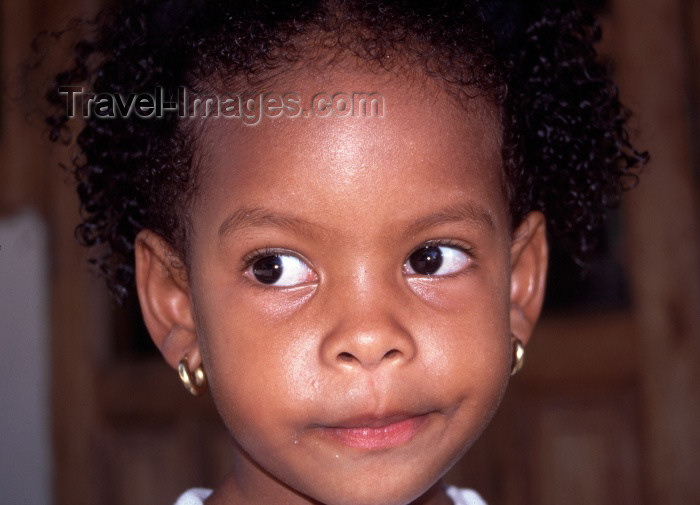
[320,416,428,450]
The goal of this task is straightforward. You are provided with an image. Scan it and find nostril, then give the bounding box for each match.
[383,349,400,360]
[338,352,355,362]
[334,348,404,367]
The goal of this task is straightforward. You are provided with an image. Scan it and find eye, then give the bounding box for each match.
[404,244,470,276]
[246,253,316,286]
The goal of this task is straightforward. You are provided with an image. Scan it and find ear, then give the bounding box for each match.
[509,211,548,346]
[134,229,201,371]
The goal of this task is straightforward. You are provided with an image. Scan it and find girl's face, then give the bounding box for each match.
[138,67,547,505]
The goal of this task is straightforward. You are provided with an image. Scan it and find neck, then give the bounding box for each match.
[206,468,453,505]
[204,444,454,505]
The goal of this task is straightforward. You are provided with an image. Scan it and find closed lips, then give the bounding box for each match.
[315,413,432,450]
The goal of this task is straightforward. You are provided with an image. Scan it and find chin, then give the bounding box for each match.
[298,472,445,505]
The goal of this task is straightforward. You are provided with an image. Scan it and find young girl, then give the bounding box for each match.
[46,1,646,504]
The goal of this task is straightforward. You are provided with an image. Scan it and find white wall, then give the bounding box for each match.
[0,209,51,505]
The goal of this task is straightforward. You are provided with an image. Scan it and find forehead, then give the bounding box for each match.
[191,66,506,232]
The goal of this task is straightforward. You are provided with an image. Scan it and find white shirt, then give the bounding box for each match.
[174,486,487,504]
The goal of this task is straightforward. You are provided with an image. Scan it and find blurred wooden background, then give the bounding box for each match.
[0,0,698,504]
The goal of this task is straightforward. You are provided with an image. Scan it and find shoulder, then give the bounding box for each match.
[173,488,213,505]
[446,485,489,505]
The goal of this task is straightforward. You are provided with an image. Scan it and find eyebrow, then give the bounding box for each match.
[406,202,496,234]
[218,206,327,240]
[218,202,495,241]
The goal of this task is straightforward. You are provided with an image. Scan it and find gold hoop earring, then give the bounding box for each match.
[510,336,525,376]
[178,357,207,396]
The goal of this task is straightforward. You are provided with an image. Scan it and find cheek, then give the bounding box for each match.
[410,275,512,396]
[420,321,511,398]
[193,288,321,424]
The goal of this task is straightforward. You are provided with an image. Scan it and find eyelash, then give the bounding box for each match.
[418,239,473,256]
[241,247,316,278]
[241,240,474,287]
[404,239,475,274]
[242,247,292,268]
[240,247,318,289]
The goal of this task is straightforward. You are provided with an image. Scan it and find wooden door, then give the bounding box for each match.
[446,312,643,505]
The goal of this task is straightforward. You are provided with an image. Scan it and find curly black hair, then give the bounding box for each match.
[45,0,647,302]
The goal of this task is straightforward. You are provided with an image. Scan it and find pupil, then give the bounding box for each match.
[252,255,283,284]
[409,246,442,275]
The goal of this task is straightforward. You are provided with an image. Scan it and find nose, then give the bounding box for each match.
[319,292,417,370]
